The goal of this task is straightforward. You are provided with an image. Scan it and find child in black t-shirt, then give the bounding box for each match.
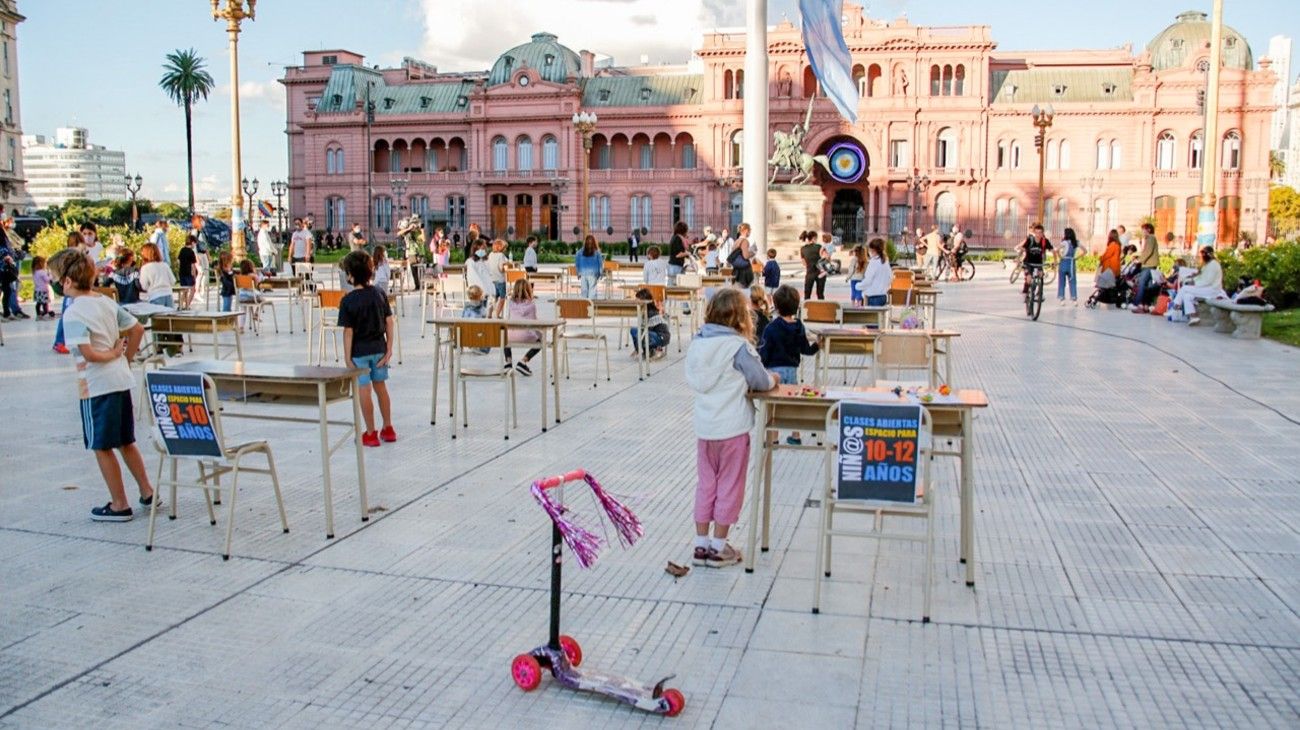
[338,251,396,447]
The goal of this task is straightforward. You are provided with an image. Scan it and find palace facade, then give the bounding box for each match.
[281,6,1278,249]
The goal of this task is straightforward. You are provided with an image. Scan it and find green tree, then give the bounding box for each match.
[156,202,188,219]
[159,49,215,218]
[1270,151,1286,180]
[1270,185,1300,241]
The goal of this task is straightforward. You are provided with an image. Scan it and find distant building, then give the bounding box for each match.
[0,1,29,212]
[22,127,128,208]
[282,6,1276,249]
[1281,76,1300,191]
[1268,36,1291,154]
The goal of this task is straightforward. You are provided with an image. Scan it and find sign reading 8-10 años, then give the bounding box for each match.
[837,402,921,503]
[145,371,222,458]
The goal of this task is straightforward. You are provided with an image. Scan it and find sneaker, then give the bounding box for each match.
[651,348,666,361]
[515,361,533,376]
[362,431,382,447]
[692,546,709,566]
[139,493,165,512]
[52,343,69,354]
[705,543,743,568]
[503,363,515,373]
[1131,306,1146,314]
[15,312,30,319]
[786,435,802,445]
[379,425,397,442]
[1187,316,1201,326]
[90,502,134,522]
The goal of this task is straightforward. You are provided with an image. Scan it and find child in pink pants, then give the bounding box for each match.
[684,288,778,568]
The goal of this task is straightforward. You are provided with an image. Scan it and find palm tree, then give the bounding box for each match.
[159,49,215,217]
[1270,151,1286,181]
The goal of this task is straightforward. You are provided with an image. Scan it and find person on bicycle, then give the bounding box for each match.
[1016,224,1054,298]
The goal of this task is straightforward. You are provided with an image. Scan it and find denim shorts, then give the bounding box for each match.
[772,366,799,386]
[352,352,390,386]
[494,281,507,299]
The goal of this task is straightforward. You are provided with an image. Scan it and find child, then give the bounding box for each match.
[177,234,199,309]
[109,250,141,304]
[48,248,158,521]
[759,285,820,445]
[338,250,396,447]
[372,245,391,295]
[816,246,833,283]
[630,287,670,360]
[488,238,509,317]
[704,242,720,274]
[31,256,54,319]
[684,288,778,567]
[461,284,490,353]
[217,250,235,312]
[522,236,539,273]
[749,285,771,344]
[504,278,542,375]
[762,248,781,295]
[236,259,264,305]
[642,246,668,285]
[467,243,494,309]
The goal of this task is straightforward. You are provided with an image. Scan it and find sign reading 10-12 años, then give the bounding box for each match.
[836,402,921,503]
[145,371,222,458]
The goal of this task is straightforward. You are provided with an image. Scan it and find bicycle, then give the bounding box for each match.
[1024,263,1045,320]
[1009,255,1056,286]
[934,251,976,282]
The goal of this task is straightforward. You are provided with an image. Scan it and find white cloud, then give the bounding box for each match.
[216,80,284,108]
[416,0,741,71]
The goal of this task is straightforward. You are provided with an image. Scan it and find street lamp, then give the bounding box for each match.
[549,177,568,241]
[389,177,408,236]
[572,111,598,240]
[1244,177,1268,245]
[1079,175,1104,248]
[212,0,257,261]
[905,170,931,260]
[124,173,143,231]
[270,179,286,239]
[1031,103,1055,226]
[241,176,259,235]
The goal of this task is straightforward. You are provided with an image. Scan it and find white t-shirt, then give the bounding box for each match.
[487,251,508,283]
[150,229,170,264]
[256,228,275,260]
[291,229,313,258]
[86,239,105,263]
[64,295,138,399]
[138,261,176,302]
[642,258,669,284]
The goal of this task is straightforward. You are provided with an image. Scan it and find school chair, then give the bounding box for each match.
[234,275,278,336]
[871,332,936,389]
[451,321,518,440]
[555,298,611,387]
[314,289,346,363]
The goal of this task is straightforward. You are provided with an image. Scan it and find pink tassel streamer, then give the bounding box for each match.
[585,474,643,548]
[529,471,644,570]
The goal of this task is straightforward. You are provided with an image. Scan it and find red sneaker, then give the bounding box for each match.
[52,343,70,354]
[362,431,381,448]
[379,425,397,442]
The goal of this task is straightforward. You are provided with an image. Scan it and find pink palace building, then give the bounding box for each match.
[280,6,1278,249]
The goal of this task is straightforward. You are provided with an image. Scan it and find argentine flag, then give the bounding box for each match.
[800,0,858,124]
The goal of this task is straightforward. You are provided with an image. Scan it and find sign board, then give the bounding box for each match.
[836,401,921,503]
[145,371,222,458]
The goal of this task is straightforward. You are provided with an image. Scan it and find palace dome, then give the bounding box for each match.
[487,32,583,86]
[1147,11,1252,72]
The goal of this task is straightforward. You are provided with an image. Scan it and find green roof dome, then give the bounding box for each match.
[488,32,582,86]
[1147,11,1252,72]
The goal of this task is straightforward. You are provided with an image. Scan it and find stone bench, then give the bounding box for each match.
[1197,298,1275,340]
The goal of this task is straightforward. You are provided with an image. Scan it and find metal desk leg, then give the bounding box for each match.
[539,327,548,433]
[761,428,774,552]
[319,382,336,539]
[233,325,244,360]
[551,325,562,424]
[353,377,369,523]
[430,324,441,425]
[744,418,765,574]
[961,408,975,586]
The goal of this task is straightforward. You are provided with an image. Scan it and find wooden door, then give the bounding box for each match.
[1153,195,1176,243]
[490,194,508,238]
[1217,196,1240,246]
[514,194,533,239]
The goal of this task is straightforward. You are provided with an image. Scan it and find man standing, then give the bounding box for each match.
[1130,222,1160,313]
[256,219,276,271]
[801,233,824,300]
[191,215,211,299]
[920,226,941,275]
[627,229,640,262]
[289,217,314,265]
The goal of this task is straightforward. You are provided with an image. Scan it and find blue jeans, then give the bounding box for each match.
[579,274,599,299]
[54,296,71,346]
[772,365,799,385]
[1132,268,1154,306]
[667,264,683,285]
[2,281,22,316]
[220,295,233,312]
[630,327,666,354]
[1057,258,1077,300]
[849,279,863,304]
[866,294,887,307]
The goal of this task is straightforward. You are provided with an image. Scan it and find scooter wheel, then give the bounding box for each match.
[558,635,583,667]
[662,688,685,717]
[511,654,542,691]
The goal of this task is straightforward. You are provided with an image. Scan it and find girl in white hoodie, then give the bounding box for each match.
[684,288,779,567]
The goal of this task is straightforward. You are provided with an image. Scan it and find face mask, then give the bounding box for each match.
[475,250,486,259]
[52,281,64,297]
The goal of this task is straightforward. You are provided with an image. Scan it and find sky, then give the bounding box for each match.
[16,0,1300,205]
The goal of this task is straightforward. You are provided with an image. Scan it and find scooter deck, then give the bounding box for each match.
[532,644,674,714]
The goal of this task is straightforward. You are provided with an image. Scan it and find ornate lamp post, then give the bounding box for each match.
[124,173,143,231]
[905,170,931,260]
[1244,176,1268,245]
[389,177,408,237]
[549,177,568,241]
[1079,175,1104,248]
[241,176,259,235]
[1031,103,1055,225]
[571,111,598,240]
[270,179,286,238]
[212,0,256,260]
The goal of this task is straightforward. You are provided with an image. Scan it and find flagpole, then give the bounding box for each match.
[743,0,769,251]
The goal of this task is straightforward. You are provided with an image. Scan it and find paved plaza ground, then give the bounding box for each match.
[2,266,1298,728]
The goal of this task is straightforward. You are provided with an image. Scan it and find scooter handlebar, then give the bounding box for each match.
[534,469,587,491]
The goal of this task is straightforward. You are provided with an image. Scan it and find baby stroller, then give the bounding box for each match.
[1085,267,1131,309]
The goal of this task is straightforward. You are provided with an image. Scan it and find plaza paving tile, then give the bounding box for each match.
[1,266,1298,728]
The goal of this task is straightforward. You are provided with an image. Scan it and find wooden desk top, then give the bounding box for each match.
[811,327,960,339]
[151,311,241,322]
[425,315,564,329]
[753,384,988,408]
[168,360,362,383]
[590,298,650,313]
[842,305,891,314]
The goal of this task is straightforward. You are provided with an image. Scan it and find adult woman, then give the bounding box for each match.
[574,234,604,299]
[844,244,868,305]
[138,242,176,308]
[667,221,689,284]
[862,238,892,307]
[1057,227,1083,304]
[1098,229,1122,278]
[1171,246,1224,325]
[729,223,756,288]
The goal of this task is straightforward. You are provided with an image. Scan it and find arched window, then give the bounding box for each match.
[588,194,609,231]
[941,64,953,96]
[936,127,958,170]
[734,69,744,99]
[996,141,1007,169]
[426,146,438,172]
[723,69,733,100]
[681,141,696,169]
[541,135,559,171]
[491,136,508,172]
[802,66,818,98]
[640,143,653,169]
[995,198,1009,235]
[671,194,695,228]
[446,194,466,230]
[389,146,402,173]
[954,65,965,96]
[730,129,743,168]
[1011,141,1021,170]
[1096,139,1110,170]
[1046,139,1059,170]
[1054,197,1069,233]
[1110,139,1122,169]
[629,194,652,233]
[1156,131,1176,170]
[852,64,866,97]
[409,195,429,219]
[325,148,335,175]
[325,196,346,231]
[929,65,941,96]
[373,196,393,232]
[1058,139,1070,170]
[934,191,956,233]
[1222,130,1241,170]
[1189,131,1204,169]
[516,136,533,171]
[868,64,882,97]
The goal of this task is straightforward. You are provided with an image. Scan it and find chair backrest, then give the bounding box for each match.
[826,402,932,503]
[603,260,620,273]
[145,372,227,458]
[556,298,594,320]
[234,274,256,291]
[94,286,119,301]
[891,269,915,290]
[677,273,702,288]
[567,264,577,277]
[873,332,936,387]
[888,288,912,307]
[643,284,666,310]
[454,321,506,350]
[317,288,346,310]
[802,300,842,324]
[505,269,528,286]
